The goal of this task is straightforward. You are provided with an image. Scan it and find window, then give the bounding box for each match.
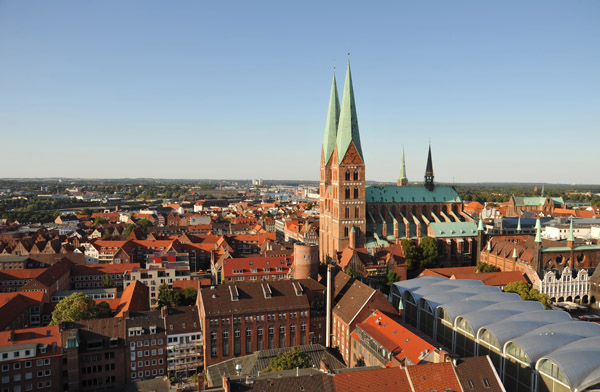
[13,363,20,370]
[345,188,350,199]
[482,378,490,388]
[354,187,359,199]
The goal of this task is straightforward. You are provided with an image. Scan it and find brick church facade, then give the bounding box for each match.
[319,62,477,264]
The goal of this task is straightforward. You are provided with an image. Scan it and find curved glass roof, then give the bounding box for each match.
[477,311,572,349]
[437,292,521,323]
[423,285,500,311]
[524,321,600,337]
[537,349,600,391]
[505,332,582,364]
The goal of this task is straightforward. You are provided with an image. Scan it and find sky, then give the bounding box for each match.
[1,1,599,184]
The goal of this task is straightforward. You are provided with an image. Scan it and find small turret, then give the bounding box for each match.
[424,143,434,191]
[517,217,522,233]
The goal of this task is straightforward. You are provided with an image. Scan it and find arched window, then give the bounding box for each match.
[234,328,240,338]
[354,187,359,199]
[345,188,350,199]
[345,207,350,218]
[344,227,349,237]
[345,170,350,181]
[268,326,274,335]
[211,331,217,341]
[223,330,229,339]
[245,328,252,337]
[354,170,359,180]
[355,206,360,218]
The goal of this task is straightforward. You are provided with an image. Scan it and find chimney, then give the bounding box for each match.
[122,310,130,320]
[161,306,168,318]
[325,265,333,348]
[222,375,230,392]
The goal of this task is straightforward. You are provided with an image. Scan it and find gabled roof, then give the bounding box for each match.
[405,361,462,392]
[115,280,149,318]
[332,367,410,392]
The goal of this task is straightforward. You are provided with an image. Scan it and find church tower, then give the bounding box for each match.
[397,147,408,186]
[320,61,366,262]
[424,143,435,191]
[319,73,340,263]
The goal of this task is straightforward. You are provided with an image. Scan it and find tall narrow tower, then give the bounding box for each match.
[330,61,366,257]
[397,147,408,186]
[424,144,435,191]
[319,73,340,263]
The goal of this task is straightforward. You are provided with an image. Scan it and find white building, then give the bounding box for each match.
[535,267,591,303]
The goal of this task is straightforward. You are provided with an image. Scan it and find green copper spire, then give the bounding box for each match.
[487,241,492,251]
[567,219,574,242]
[322,73,340,165]
[517,217,522,232]
[399,147,407,181]
[336,61,364,164]
[477,216,484,231]
[512,245,518,259]
[535,218,541,232]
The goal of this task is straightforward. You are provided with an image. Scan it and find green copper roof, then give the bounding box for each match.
[322,73,340,165]
[430,222,478,238]
[512,246,518,258]
[517,217,522,232]
[535,227,542,243]
[366,185,462,203]
[513,196,565,206]
[487,241,492,251]
[336,61,363,164]
[567,219,574,242]
[535,218,541,231]
[477,216,484,231]
[399,147,407,181]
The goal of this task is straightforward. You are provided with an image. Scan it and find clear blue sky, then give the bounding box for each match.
[1,1,599,183]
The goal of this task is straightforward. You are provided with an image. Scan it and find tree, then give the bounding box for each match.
[182,287,198,306]
[262,347,311,372]
[419,237,439,268]
[401,239,420,270]
[50,292,97,325]
[158,284,183,307]
[137,218,153,232]
[345,266,356,278]
[80,208,92,216]
[305,202,313,210]
[102,274,114,288]
[122,224,136,239]
[386,269,400,286]
[94,301,113,318]
[477,262,500,273]
[503,281,551,309]
[93,217,108,226]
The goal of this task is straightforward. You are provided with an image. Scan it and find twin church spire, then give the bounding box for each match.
[321,62,364,166]
[321,61,435,190]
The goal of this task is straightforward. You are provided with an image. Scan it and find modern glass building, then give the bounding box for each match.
[390,276,600,392]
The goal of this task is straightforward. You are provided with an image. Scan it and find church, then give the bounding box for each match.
[319,62,478,264]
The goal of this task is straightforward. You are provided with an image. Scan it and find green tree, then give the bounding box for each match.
[137,218,153,232]
[401,239,420,271]
[262,347,311,372]
[50,292,97,325]
[102,274,114,288]
[345,266,356,278]
[93,217,108,226]
[386,269,400,286]
[94,301,113,318]
[80,208,92,216]
[158,284,184,307]
[477,262,500,273]
[182,287,198,306]
[305,202,313,210]
[419,237,439,268]
[503,281,551,309]
[122,224,136,239]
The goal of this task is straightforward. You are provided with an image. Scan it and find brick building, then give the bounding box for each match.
[165,306,203,378]
[319,63,475,264]
[0,326,62,392]
[125,310,167,382]
[198,279,324,369]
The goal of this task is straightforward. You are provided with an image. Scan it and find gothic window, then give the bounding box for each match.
[355,206,360,218]
[344,227,349,237]
[345,170,350,181]
[345,188,350,199]
[354,170,359,180]
[345,207,349,219]
[354,187,358,199]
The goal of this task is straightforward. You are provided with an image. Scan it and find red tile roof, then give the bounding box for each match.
[115,280,149,318]
[406,362,462,392]
[0,325,61,347]
[332,367,411,392]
